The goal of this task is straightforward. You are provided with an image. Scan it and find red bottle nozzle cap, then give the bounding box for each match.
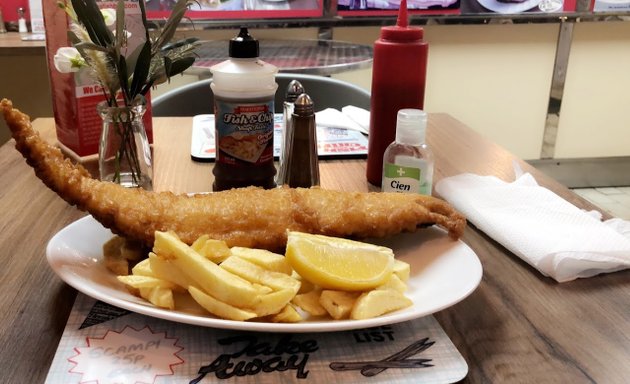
[397,0,408,28]
[380,0,423,41]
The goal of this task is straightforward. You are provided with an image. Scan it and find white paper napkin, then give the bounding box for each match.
[315,107,370,135]
[435,172,630,282]
[341,105,370,133]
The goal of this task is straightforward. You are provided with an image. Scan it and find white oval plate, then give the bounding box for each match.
[476,0,542,13]
[46,215,482,333]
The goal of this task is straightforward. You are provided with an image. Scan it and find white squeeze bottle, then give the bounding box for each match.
[210,27,278,191]
[381,109,434,195]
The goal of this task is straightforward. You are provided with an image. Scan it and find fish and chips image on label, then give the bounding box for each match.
[214,99,275,166]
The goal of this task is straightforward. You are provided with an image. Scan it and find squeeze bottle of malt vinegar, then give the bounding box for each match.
[366,0,428,186]
[210,28,278,191]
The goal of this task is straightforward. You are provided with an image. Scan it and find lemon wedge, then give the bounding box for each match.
[285,232,395,291]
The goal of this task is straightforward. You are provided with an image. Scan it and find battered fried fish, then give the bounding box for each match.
[1,99,466,250]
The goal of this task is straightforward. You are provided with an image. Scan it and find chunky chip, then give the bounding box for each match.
[114,231,414,323]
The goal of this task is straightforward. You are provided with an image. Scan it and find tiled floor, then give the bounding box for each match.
[572,187,630,220]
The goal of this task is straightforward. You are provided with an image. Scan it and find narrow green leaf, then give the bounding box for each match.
[67,30,81,45]
[115,0,124,49]
[156,0,190,48]
[138,0,150,41]
[124,42,145,78]
[139,78,157,96]
[165,56,196,77]
[161,37,200,52]
[146,70,167,88]
[118,54,130,101]
[162,56,173,76]
[130,41,152,98]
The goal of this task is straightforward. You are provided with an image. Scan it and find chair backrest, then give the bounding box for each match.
[152,73,371,116]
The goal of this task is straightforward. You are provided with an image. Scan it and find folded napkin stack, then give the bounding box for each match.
[435,171,630,282]
[315,106,370,135]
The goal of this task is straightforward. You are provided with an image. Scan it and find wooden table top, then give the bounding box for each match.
[0,32,46,56]
[1,114,628,383]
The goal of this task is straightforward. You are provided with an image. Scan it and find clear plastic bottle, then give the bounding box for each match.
[381,109,433,196]
[210,28,278,191]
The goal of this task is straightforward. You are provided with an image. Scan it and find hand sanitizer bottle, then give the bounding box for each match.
[381,109,433,196]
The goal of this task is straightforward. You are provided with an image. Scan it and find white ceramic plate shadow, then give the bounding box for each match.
[46,215,482,333]
[476,0,542,13]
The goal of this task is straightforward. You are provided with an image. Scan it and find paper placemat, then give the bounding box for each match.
[46,294,468,384]
[191,114,368,162]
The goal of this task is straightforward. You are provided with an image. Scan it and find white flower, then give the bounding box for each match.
[53,47,86,73]
[100,8,116,26]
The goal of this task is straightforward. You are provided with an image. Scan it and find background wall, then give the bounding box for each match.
[556,21,630,159]
[0,0,31,22]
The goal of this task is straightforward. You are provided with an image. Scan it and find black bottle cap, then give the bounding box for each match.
[229,27,259,58]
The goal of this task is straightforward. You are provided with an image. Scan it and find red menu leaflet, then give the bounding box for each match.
[191,114,369,162]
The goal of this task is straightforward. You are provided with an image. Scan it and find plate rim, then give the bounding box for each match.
[46,215,482,333]
[476,0,542,14]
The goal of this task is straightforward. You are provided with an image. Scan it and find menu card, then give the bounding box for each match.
[191,114,369,162]
[46,294,468,384]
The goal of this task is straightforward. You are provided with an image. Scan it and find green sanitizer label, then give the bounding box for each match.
[382,162,431,195]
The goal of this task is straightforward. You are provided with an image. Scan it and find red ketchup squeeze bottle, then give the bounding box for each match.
[366,0,428,186]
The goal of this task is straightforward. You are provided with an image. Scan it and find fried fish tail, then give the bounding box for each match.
[1,98,95,202]
[2,98,466,250]
[1,98,154,240]
[293,188,466,240]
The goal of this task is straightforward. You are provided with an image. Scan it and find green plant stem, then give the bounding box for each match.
[110,104,143,185]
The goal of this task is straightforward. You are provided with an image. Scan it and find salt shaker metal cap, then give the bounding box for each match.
[293,92,314,116]
[285,80,305,102]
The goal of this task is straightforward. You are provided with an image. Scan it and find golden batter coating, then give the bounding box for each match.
[2,98,466,250]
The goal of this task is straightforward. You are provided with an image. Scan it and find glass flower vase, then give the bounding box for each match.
[97,100,153,190]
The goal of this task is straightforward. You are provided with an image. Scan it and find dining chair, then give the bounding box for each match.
[151,73,371,116]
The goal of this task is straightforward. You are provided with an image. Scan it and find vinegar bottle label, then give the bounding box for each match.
[214,98,275,166]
